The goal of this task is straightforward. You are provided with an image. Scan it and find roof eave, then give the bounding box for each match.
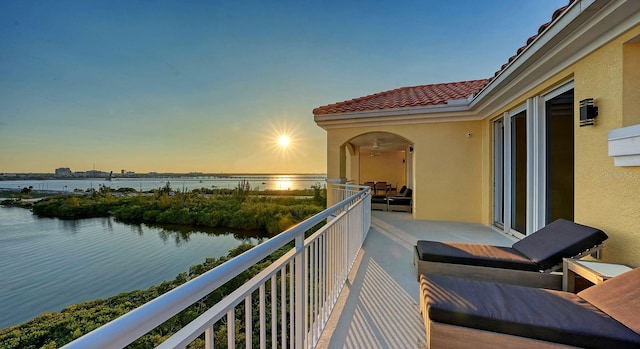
[314,102,482,129]
[471,0,640,116]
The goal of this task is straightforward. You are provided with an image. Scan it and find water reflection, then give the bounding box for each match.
[125,222,269,247]
[0,207,267,329]
[100,217,114,232]
[60,219,80,234]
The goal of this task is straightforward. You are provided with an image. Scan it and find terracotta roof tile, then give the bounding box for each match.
[313,79,490,115]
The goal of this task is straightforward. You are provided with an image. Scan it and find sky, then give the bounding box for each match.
[0,0,568,174]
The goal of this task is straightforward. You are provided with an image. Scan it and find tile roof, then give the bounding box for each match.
[314,0,574,116]
[312,79,490,115]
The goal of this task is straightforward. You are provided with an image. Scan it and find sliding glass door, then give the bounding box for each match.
[493,119,504,228]
[493,82,575,237]
[511,110,527,234]
[545,89,575,223]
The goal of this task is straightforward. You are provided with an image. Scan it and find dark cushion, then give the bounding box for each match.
[579,267,640,334]
[416,241,539,271]
[370,195,387,204]
[387,188,412,205]
[421,274,640,349]
[512,219,608,270]
[388,197,411,206]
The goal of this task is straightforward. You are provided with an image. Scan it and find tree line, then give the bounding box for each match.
[30,182,326,236]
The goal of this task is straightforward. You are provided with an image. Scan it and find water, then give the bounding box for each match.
[0,174,326,193]
[0,207,268,330]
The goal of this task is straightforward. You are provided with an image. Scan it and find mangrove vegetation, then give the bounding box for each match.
[29,182,326,236]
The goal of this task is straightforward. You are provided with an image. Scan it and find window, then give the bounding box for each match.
[494,81,574,236]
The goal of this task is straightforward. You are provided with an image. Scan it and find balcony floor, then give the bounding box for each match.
[316,211,517,348]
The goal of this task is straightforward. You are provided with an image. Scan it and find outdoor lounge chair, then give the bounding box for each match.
[387,187,412,212]
[413,219,607,289]
[419,267,640,349]
[371,194,388,211]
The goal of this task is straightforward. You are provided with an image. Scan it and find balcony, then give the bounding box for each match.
[63,184,515,349]
[316,211,516,348]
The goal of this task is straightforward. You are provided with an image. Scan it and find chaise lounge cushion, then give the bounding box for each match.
[370,195,387,204]
[416,219,607,272]
[416,241,539,271]
[579,267,640,334]
[512,218,608,270]
[421,273,640,349]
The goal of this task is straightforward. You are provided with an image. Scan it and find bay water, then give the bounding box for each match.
[0,207,267,330]
[0,174,326,193]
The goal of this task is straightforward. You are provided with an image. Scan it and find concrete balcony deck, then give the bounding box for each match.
[317,211,517,349]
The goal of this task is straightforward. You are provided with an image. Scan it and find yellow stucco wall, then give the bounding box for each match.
[359,150,406,188]
[481,25,640,266]
[623,41,640,126]
[573,28,640,266]
[326,122,483,222]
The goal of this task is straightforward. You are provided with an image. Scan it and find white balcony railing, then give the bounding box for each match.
[63,183,371,349]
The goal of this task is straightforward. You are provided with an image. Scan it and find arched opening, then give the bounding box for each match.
[343,132,413,195]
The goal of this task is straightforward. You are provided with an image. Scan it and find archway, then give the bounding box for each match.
[343,132,413,194]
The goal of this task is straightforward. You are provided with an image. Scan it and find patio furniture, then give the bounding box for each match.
[419,267,640,349]
[363,181,375,191]
[371,194,389,211]
[413,219,607,289]
[387,188,412,212]
[562,258,632,292]
[374,181,388,195]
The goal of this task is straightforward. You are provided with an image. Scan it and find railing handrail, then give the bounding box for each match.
[64,184,370,349]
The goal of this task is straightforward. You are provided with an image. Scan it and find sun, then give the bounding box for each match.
[278,135,291,148]
[267,119,301,159]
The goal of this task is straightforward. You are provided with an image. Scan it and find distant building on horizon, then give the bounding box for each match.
[55,168,72,177]
[74,170,109,178]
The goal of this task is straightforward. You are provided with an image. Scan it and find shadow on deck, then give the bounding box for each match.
[316,211,516,348]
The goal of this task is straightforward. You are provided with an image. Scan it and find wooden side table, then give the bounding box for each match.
[562,258,633,292]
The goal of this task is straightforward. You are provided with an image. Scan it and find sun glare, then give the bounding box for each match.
[267,120,301,160]
[278,135,291,148]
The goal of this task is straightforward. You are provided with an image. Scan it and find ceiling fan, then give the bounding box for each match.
[372,138,394,150]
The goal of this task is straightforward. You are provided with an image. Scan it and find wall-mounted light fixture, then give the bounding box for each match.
[579,98,598,127]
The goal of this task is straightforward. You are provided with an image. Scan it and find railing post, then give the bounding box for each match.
[294,234,305,348]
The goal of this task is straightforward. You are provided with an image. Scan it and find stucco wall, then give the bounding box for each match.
[326,122,483,222]
[623,41,640,126]
[572,28,640,266]
[359,150,406,189]
[412,122,483,222]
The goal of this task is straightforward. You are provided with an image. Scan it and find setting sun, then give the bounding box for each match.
[278,135,291,148]
[267,120,301,159]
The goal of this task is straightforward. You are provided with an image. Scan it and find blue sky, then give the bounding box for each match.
[0,0,568,174]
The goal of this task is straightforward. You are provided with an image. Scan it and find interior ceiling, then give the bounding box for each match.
[349,132,409,152]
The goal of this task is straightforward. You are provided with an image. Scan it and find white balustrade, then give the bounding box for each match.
[63,183,370,349]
